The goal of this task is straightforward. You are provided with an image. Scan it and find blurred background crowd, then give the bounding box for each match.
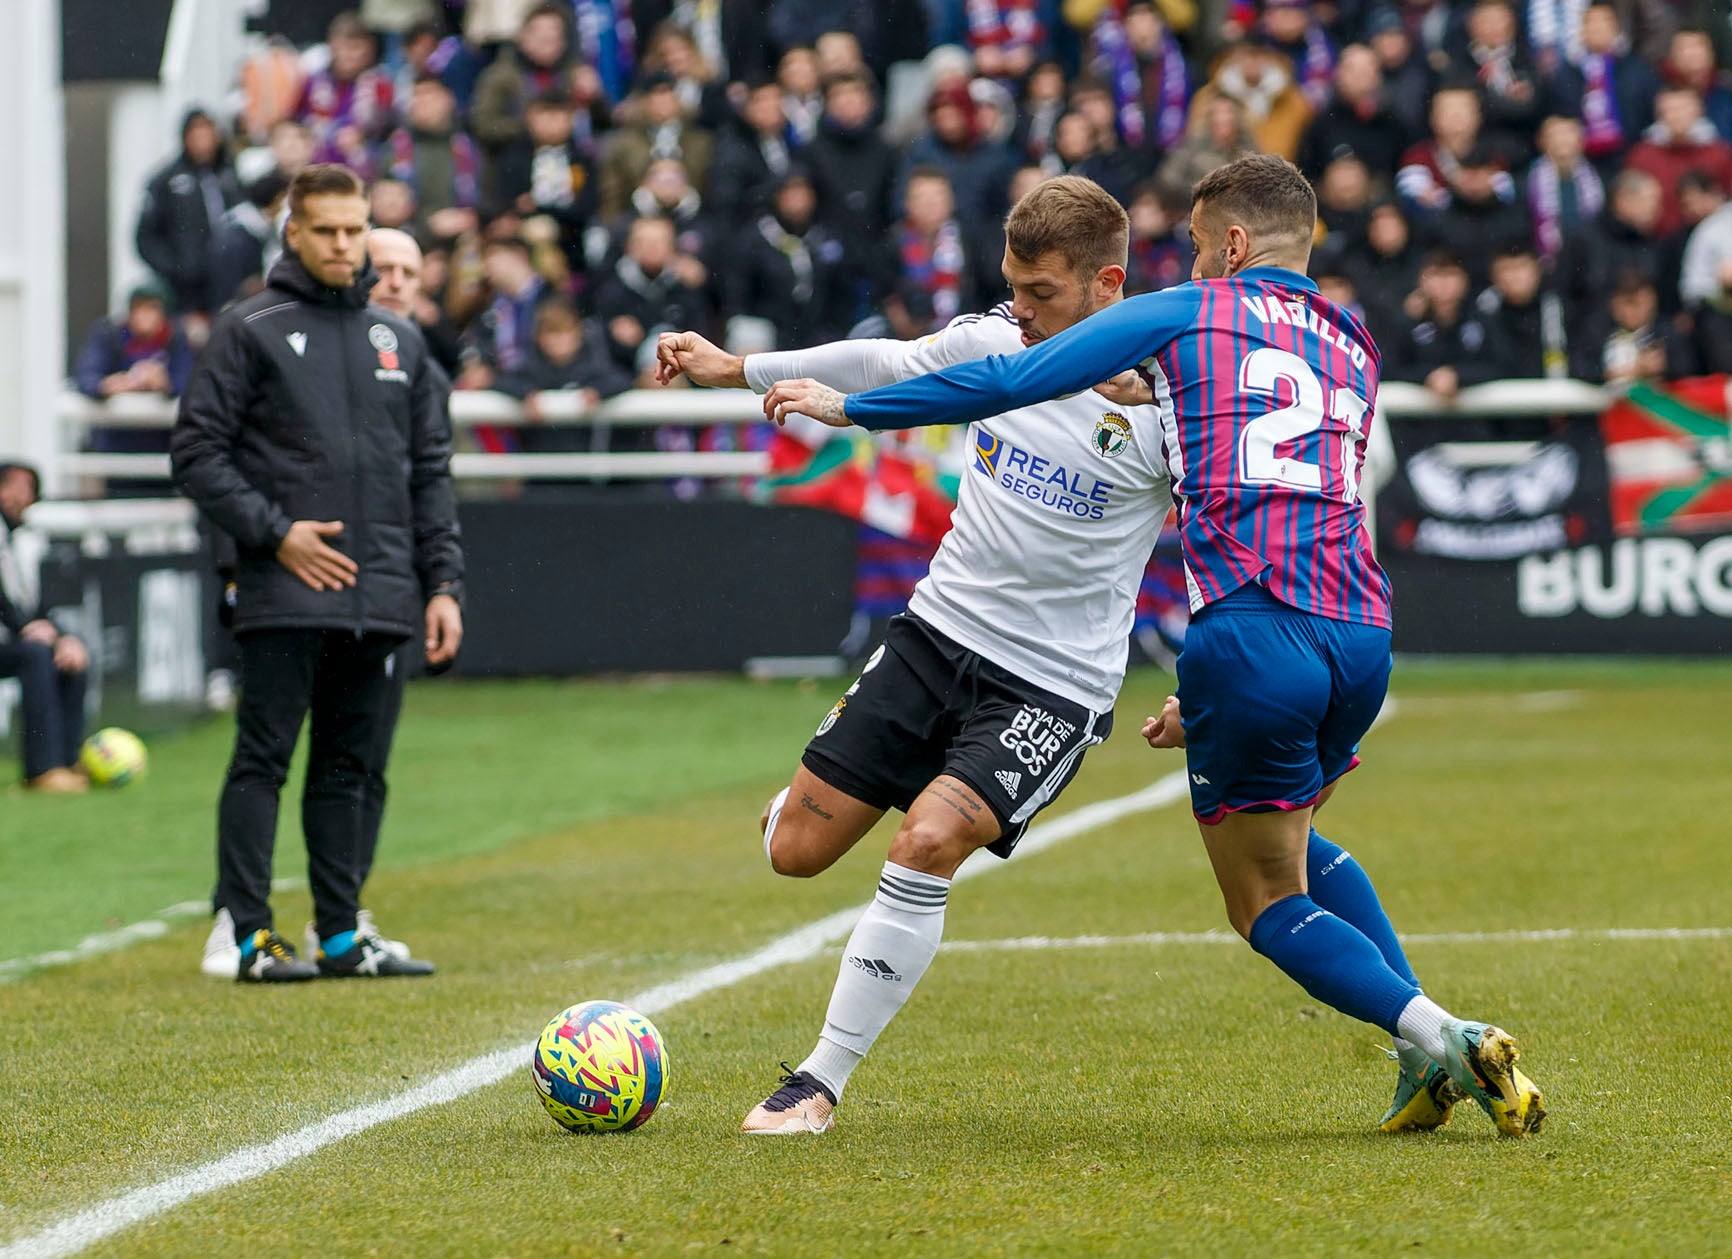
[88,0,1732,452]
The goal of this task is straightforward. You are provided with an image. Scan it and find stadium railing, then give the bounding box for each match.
[50,378,1613,490]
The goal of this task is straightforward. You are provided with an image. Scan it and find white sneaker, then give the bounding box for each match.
[304,910,412,962]
[201,908,241,978]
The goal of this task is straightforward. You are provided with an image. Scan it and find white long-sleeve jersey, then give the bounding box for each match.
[746,304,1173,711]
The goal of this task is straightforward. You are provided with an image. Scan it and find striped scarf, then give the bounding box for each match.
[900,220,965,330]
[1528,157,1604,259]
[1094,13,1188,150]
[385,129,480,208]
[1580,55,1626,156]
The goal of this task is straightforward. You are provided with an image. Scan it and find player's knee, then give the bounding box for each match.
[888,815,974,878]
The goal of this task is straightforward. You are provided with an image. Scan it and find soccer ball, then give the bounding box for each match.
[531,1000,668,1133]
[80,728,148,787]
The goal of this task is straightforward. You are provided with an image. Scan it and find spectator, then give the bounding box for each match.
[1393,0,1465,72]
[1526,114,1604,262]
[1045,111,1134,202]
[1068,76,1154,197]
[638,21,732,131]
[1313,151,1375,265]
[1474,243,1571,376]
[0,461,90,794]
[1581,270,1696,385]
[1124,181,1194,295]
[879,166,992,338]
[896,80,1020,224]
[1662,28,1732,141]
[458,235,551,391]
[471,4,578,163]
[493,92,600,272]
[806,72,896,307]
[1365,8,1433,140]
[608,159,722,279]
[593,215,714,374]
[1158,95,1256,200]
[1091,2,1190,157]
[597,70,717,221]
[725,170,849,349]
[1297,43,1409,181]
[1386,251,1508,399]
[380,75,483,239]
[709,78,795,228]
[372,226,463,377]
[75,282,193,404]
[294,12,396,173]
[1015,60,1069,162]
[1686,257,1732,371]
[965,0,1048,83]
[268,120,315,180]
[207,170,293,312]
[1557,169,1675,315]
[1312,263,1370,325]
[1345,199,1425,342]
[1449,0,1546,160]
[368,177,419,230]
[633,0,773,84]
[1549,3,1660,169]
[1529,0,1676,72]
[815,29,870,82]
[1258,0,1337,113]
[1396,85,1504,216]
[779,46,824,147]
[1622,86,1732,237]
[494,298,633,452]
[1679,170,1732,311]
[1188,42,1314,162]
[135,109,240,315]
[1429,143,1531,285]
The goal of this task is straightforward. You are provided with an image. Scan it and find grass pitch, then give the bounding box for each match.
[2,661,1729,1258]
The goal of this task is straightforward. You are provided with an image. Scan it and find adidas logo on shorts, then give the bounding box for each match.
[995,769,1022,799]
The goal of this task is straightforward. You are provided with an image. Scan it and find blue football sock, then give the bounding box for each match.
[1247,894,1422,1036]
[237,931,261,960]
[1306,829,1419,987]
[320,930,357,957]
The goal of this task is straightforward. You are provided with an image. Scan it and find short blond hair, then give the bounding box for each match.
[1004,175,1129,277]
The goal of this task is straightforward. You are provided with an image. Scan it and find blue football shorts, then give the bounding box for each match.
[1176,582,1391,824]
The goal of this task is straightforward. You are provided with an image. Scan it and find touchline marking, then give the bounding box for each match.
[0,880,307,985]
[0,772,1191,1259]
[942,926,1732,954]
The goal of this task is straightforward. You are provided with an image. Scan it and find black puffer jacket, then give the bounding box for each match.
[170,251,463,638]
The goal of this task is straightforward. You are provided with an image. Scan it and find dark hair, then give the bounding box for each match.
[1421,248,1467,272]
[404,17,444,44]
[1493,240,1538,261]
[482,234,532,257]
[327,12,372,43]
[527,89,574,111]
[0,461,41,501]
[1611,267,1655,298]
[523,2,570,28]
[535,296,582,333]
[1190,154,1317,250]
[1679,169,1721,196]
[244,169,292,210]
[1005,175,1129,277]
[905,163,952,188]
[287,163,365,217]
[823,71,874,98]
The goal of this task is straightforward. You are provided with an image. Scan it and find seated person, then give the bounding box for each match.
[0,462,90,793]
[494,298,634,451]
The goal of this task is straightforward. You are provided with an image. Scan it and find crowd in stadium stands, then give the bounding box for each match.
[97,0,1732,455]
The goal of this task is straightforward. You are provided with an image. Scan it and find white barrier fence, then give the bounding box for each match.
[50,379,1614,488]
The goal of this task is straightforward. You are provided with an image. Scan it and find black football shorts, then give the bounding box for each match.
[801,614,1113,858]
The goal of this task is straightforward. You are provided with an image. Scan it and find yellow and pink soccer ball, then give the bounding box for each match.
[80,727,147,787]
[531,1001,668,1133]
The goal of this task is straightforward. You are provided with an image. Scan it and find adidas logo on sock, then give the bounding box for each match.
[995,769,1022,799]
[847,955,903,981]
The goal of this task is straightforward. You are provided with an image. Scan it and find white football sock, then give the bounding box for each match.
[797,861,949,1101]
[1395,994,1453,1066]
[762,787,789,866]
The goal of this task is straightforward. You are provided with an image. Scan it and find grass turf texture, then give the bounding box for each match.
[2,661,1728,1257]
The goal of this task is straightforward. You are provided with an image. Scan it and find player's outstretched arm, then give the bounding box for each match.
[764,378,849,427]
[820,286,1204,432]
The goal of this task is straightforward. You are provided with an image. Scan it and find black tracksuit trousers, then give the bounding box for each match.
[215,628,406,942]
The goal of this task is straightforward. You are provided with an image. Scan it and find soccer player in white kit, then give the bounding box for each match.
[659,176,1174,1133]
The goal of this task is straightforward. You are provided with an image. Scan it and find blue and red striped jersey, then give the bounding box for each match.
[842,267,1393,629]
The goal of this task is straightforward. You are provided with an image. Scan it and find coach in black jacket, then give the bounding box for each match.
[171,165,462,983]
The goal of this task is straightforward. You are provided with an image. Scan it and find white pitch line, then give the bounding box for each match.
[0,880,307,985]
[943,925,1732,954]
[0,771,1190,1259]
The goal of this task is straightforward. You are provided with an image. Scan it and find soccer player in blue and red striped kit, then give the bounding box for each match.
[763,154,1546,1137]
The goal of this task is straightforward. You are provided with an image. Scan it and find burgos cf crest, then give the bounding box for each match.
[1093,412,1132,459]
